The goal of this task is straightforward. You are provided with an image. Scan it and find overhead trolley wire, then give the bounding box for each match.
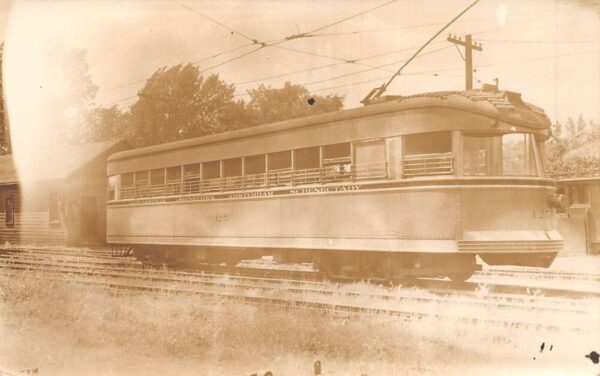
[269,45,395,73]
[199,46,265,73]
[270,45,363,64]
[301,48,598,96]
[472,3,586,36]
[297,0,400,37]
[234,40,446,87]
[306,16,495,38]
[302,2,577,39]
[104,95,139,107]
[103,42,254,92]
[102,1,590,107]
[192,42,256,64]
[301,45,453,87]
[189,0,402,73]
[175,1,257,43]
[477,38,598,44]
[363,0,481,102]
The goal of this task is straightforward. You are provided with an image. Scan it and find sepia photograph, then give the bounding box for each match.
[0,0,598,375]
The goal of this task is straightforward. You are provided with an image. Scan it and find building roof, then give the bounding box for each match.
[109,88,551,162]
[0,140,129,184]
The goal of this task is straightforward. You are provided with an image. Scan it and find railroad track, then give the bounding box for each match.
[1,245,599,299]
[4,245,600,282]
[0,248,598,332]
[479,268,600,282]
[1,256,595,314]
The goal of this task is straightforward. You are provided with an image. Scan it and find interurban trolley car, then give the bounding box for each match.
[106,88,563,281]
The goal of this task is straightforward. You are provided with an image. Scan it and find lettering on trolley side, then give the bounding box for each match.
[290,185,360,195]
[111,184,365,206]
[533,208,552,219]
[227,191,273,199]
[215,214,228,223]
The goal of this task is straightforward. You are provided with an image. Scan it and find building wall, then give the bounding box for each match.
[0,176,106,246]
[0,183,68,245]
[557,179,600,255]
[557,215,587,255]
[0,141,129,247]
[65,157,110,245]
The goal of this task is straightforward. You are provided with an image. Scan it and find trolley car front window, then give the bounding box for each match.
[463,133,538,177]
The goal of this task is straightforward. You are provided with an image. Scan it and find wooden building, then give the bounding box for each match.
[0,140,129,246]
[557,177,600,255]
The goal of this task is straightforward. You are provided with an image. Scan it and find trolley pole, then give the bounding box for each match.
[447,34,482,90]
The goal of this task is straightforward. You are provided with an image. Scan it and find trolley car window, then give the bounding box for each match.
[403,132,451,156]
[150,169,165,185]
[5,197,14,227]
[121,173,134,187]
[108,176,118,201]
[463,133,537,176]
[183,164,200,194]
[184,164,200,177]
[573,185,590,205]
[166,166,182,182]
[294,147,320,170]
[322,143,351,165]
[48,186,60,223]
[354,139,385,164]
[354,139,386,179]
[402,132,453,178]
[244,154,266,175]
[463,136,500,176]
[502,134,537,176]
[135,171,149,186]
[267,151,291,171]
[202,161,221,179]
[223,158,242,177]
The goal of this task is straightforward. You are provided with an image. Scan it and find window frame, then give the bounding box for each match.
[5,196,14,227]
[48,186,61,224]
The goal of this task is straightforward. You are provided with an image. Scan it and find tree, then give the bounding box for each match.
[125,64,249,147]
[91,68,345,147]
[246,81,344,125]
[45,47,99,145]
[545,115,600,177]
[82,106,129,143]
[0,43,9,154]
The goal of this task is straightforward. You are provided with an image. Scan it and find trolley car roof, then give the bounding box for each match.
[109,88,550,163]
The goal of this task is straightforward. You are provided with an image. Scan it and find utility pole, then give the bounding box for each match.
[447,34,482,90]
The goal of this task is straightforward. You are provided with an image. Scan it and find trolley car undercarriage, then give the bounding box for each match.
[114,243,558,283]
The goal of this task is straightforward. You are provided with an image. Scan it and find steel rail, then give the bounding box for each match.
[0,266,592,333]
[2,247,600,300]
[4,246,600,282]
[0,256,597,316]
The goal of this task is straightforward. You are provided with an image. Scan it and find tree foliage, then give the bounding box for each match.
[59,48,99,144]
[89,68,344,147]
[0,43,9,154]
[545,115,600,177]
[246,81,344,125]
[122,64,249,146]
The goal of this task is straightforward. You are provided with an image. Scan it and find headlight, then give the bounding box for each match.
[548,192,567,210]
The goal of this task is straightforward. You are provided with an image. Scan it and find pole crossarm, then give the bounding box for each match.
[447,35,483,51]
[360,0,481,104]
[447,34,483,90]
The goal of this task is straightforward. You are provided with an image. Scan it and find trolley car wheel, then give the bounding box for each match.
[394,276,417,286]
[447,270,474,283]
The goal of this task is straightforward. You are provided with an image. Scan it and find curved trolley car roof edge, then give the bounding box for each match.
[108,89,551,163]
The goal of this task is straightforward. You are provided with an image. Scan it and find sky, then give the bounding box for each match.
[0,0,599,166]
